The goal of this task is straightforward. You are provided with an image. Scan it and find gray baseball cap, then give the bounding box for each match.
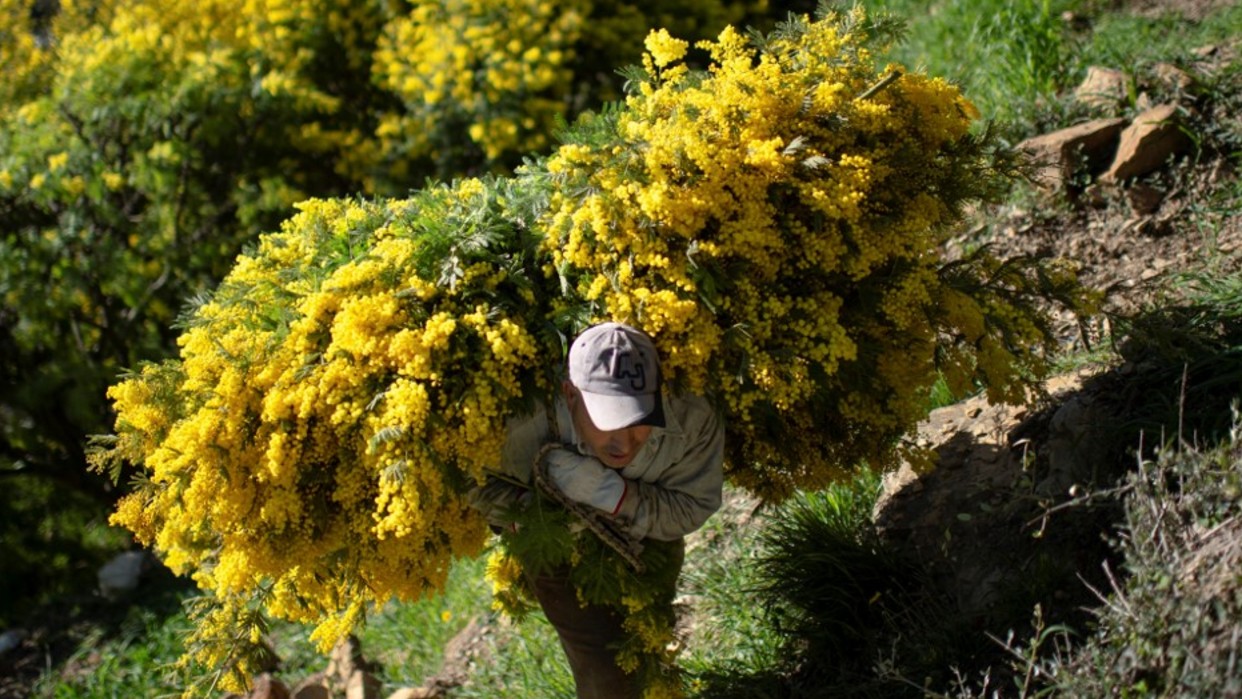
[568,322,665,431]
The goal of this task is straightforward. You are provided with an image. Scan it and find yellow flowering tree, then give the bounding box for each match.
[92,7,1093,697]
[0,0,397,556]
[371,0,582,180]
[368,0,815,189]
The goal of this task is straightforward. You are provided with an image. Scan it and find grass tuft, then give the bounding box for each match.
[690,473,977,698]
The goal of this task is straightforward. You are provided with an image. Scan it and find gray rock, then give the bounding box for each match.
[0,628,27,656]
[97,550,149,599]
[873,371,1097,621]
[1038,392,1113,498]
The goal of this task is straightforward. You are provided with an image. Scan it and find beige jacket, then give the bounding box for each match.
[470,394,724,542]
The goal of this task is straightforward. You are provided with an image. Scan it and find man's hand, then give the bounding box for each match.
[543,447,627,515]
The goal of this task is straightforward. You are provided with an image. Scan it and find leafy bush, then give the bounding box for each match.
[1051,433,1242,697]
[367,0,820,186]
[0,0,394,515]
[0,476,129,627]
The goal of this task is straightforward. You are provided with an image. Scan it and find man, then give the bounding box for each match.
[471,321,724,699]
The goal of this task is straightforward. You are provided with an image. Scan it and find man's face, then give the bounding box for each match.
[563,381,653,468]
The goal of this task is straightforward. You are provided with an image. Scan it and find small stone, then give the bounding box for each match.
[1060,11,1091,31]
[1153,62,1194,91]
[98,551,149,599]
[1016,118,1128,189]
[246,674,290,699]
[0,629,26,657]
[291,673,330,699]
[1074,66,1127,109]
[1102,104,1191,183]
[1125,183,1165,215]
[1083,183,1110,208]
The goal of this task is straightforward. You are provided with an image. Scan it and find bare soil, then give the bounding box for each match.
[1121,0,1237,22]
[966,152,1242,325]
[866,5,1242,685]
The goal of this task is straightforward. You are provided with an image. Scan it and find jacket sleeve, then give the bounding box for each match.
[466,405,548,527]
[612,399,724,541]
[466,476,530,529]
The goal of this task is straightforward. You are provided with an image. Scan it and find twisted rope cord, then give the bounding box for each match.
[534,407,646,573]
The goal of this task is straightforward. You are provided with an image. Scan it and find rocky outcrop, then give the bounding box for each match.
[1074,66,1128,109]
[1017,118,1129,188]
[872,370,1121,623]
[1015,50,1230,205]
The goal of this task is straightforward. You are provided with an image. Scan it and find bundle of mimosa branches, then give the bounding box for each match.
[92,8,1092,695]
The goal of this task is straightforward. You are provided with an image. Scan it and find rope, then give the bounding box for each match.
[533,406,647,573]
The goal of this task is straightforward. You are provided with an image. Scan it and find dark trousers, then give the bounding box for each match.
[530,540,685,699]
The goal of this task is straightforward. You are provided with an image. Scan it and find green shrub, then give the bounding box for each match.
[980,433,1242,699]
[693,474,977,698]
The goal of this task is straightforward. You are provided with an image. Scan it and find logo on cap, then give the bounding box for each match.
[567,322,664,430]
[611,351,647,390]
